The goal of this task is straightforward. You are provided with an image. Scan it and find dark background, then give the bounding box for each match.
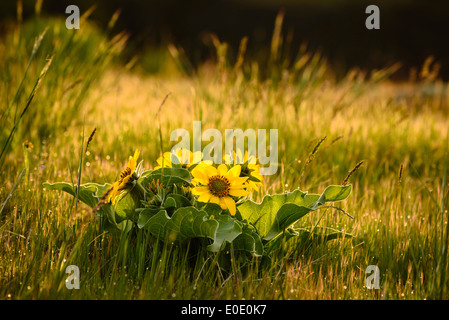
[1,0,449,80]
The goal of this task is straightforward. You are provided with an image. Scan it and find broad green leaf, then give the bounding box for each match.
[197,202,223,216]
[113,190,141,222]
[208,214,243,252]
[139,170,152,179]
[141,167,191,187]
[43,182,111,208]
[43,181,136,229]
[103,214,134,234]
[238,185,352,241]
[138,206,242,252]
[116,220,134,233]
[318,185,353,203]
[265,227,351,255]
[231,224,264,256]
[137,207,164,229]
[263,203,314,241]
[164,194,192,209]
[237,189,311,238]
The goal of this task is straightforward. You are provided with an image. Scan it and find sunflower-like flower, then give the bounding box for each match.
[23,140,34,151]
[155,148,208,169]
[224,149,263,191]
[191,164,249,216]
[108,150,143,205]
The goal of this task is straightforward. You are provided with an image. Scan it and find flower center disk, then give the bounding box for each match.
[120,167,132,180]
[208,175,230,197]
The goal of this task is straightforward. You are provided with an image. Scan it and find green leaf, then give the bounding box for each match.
[164,194,192,209]
[43,181,136,230]
[138,206,242,252]
[196,202,223,216]
[208,214,243,252]
[319,185,353,203]
[265,226,351,256]
[237,189,311,238]
[141,167,191,187]
[43,181,110,208]
[263,203,314,241]
[231,224,264,256]
[137,207,164,229]
[102,208,134,234]
[238,185,352,241]
[113,191,141,222]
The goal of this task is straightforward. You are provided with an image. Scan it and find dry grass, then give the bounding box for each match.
[0,15,448,300]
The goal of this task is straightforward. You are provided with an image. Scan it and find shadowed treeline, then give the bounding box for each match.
[1,0,449,79]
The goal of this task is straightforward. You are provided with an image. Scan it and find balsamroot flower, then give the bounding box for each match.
[191,164,248,216]
[224,149,263,191]
[108,150,143,205]
[154,148,208,169]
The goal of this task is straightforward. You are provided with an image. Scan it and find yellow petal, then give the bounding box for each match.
[229,188,249,197]
[132,149,140,167]
[191,151,203,165]
[127,155,137,173]
[191,186,209,195]
[247,153,257,164]
[231,176,248,186]
[210,195,221,206]
[175,148,183,158]
[236,149,244,164]
[107,182,119,202]
[223,196,236,216]
[247,181,258,191]
[204,164,218,178]
[192,177,209,186]
[197,191,212,203]
[179,149,191,165]
[133,149,140,161]
[163,152,173,167]
[191,167,209,185]
[226,165,241,179]
[120,175,132,188]
[201,159,214,166]
[217,164,228,176]
[109,181,123,205]
[219,197,227,210]
[252,171,263,181]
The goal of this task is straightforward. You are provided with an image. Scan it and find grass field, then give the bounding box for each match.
[1,13,448,300]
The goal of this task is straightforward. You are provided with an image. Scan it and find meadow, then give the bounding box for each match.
[0,12,448,300]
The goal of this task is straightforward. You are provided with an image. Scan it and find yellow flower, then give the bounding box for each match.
[23,140,34,151]
[108,150,141,205]
[155,149,206,169]
[224,149,263,191]
[191,163,249,216]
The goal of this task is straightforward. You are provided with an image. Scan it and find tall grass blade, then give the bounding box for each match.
[0,55,53,167]
[0,168,25,216]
